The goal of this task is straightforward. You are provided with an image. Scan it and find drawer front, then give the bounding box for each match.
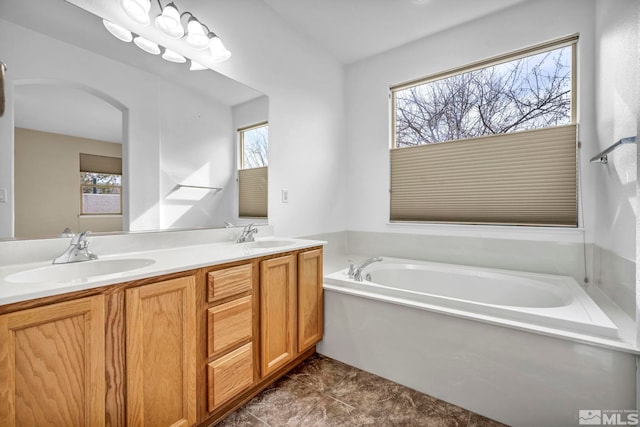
[207,264,253,303]
[207,296,253,358]
[207,343,254,412]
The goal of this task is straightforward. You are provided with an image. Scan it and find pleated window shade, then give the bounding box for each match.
[80,153,122,175]
[239,166,268,218]
[390,124,578,226]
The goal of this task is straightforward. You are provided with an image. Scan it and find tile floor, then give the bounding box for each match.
[214,353,508,427]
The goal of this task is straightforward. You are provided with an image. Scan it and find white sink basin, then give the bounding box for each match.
[244,240,296,249]
[6,258,156,284]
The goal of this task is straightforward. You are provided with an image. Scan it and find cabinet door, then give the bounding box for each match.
[297,249,323,352]
[126,276,196,427]
[0,296,105,427]
[260,255,296,377]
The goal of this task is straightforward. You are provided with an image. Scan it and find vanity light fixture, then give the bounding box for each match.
[133,35,161,55]
[162,48,186,63]
[208,34,231,62]
[155,2,184,38]
[121,0,151,25]
[103,20,133,43]
[104,1,231,70]
[185,17,209,50]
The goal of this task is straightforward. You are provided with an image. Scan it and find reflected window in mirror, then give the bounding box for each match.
[238,122,268,218]
[80,172,122,215]
[79,153,122,215]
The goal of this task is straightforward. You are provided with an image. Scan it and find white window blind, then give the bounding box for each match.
[239,166,268,218]
[390,124,578,226]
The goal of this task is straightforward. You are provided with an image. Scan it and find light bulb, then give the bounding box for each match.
[120,0,150,25]
[208,36,231,62]
[134,36,161,55]
[185,17,209,50]
[103,20,133,43]
[189,60,207,71]
[155,3,184,38]
[162,48,186,63]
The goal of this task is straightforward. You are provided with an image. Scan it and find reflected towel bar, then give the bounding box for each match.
[590,136,636,164]
[174,184,222,192]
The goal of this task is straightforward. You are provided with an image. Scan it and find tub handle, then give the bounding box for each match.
[347,260,356,278]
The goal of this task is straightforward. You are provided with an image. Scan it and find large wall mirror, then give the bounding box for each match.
[0,0,269,240]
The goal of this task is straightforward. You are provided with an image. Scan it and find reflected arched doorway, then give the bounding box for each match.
[13,79,128,238]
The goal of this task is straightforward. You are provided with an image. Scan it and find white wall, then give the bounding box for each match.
[593,0,638,316]
[594,1,638,259]
[0,19,244,237]
[158,84,236,230]
[343,0,597,242]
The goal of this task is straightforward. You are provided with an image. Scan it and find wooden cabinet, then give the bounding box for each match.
[258,250,323,378]
[0,296,105,427]
[297,249,324,352]
[0,245,322,427]
[260,254,297,377]
[206,263,256,413]
[126,276,197,427]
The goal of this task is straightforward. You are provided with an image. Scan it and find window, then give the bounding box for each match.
[79,153,122,215]
[238,122,268,218]
[390,36,577,226]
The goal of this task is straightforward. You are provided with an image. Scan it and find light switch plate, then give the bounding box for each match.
[282,189,289,203]
[0,188,6,203]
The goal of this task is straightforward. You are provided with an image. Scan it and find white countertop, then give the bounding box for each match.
[0,237,325,306]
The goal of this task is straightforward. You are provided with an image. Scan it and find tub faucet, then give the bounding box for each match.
[52,231,98,264]
[352,257,383,281]
[237,223,258,243]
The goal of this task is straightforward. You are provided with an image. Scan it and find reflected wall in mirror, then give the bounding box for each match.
[0,0,269,240]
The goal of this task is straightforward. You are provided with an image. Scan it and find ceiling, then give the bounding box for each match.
[263,0,529,63]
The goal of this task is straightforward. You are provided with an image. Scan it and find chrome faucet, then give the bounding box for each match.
[236,223,258,243]
[52,231,98,264]
[351,257,383,281]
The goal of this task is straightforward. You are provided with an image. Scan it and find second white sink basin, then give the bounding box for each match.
[245,240,296,249]
[6,258,156,284]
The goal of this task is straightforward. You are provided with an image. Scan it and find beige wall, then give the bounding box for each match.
[14,127,122,238]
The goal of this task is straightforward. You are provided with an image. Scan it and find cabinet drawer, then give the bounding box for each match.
[207,296,253,358]
[207,343,254,412]
[207,264,253,303]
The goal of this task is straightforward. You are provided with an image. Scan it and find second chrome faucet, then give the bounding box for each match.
[236,224,259,243]
[348,257,383,281]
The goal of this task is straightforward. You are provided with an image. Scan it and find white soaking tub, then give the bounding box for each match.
[324,257,618,338]
[319,257,635,427]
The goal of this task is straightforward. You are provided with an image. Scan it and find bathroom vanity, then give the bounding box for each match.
[0,237,324,427]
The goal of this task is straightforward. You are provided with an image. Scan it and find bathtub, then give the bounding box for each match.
[324,257,618,339]
[319,257,635,427]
